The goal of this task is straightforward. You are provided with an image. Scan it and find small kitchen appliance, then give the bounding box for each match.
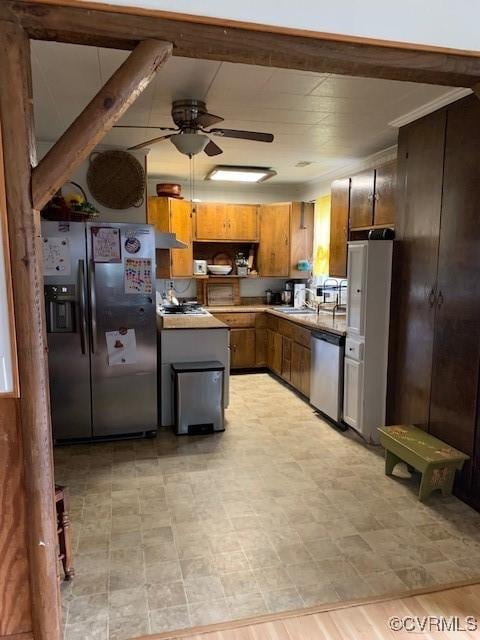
[193,259,207,275]
[293,283,306,308]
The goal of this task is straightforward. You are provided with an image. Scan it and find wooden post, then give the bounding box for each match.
[0,20,61,640]
[32,38,172,210]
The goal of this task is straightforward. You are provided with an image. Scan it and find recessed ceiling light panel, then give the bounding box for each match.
[205,166,277,183]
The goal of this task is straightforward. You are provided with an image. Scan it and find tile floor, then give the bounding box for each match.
[57,373,480,640]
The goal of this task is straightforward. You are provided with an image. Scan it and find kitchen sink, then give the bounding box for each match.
[273,307,317,315]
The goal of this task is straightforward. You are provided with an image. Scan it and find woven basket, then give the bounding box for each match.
[41,181,99,222]
[87,150,145,210]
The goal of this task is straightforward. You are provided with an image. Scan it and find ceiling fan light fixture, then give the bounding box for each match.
[170,133,209,156]
[206,166,277,183]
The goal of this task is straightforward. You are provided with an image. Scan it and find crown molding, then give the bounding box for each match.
[389,87,473,128]
[299,145,398,201]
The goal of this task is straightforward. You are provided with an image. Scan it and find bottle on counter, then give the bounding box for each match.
[265,289,273,305]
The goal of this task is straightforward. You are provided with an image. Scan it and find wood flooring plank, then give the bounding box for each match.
[141,584,480,640]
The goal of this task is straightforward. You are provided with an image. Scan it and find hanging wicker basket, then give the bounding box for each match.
[41,181,99,222]
[87,150,145,210]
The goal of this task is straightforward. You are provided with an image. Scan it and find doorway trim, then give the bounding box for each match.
[1,2,480,639]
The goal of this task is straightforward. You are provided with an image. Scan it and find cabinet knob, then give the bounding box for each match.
[437,290,444,309]
[428,287,436,307]
[356,289,361,293]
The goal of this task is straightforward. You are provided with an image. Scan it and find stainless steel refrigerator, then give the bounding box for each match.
[42,221,157,441]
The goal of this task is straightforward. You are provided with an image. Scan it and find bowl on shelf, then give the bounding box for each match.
[207,264,232,275]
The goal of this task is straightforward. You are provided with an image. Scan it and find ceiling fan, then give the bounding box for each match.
[114,99,274,157]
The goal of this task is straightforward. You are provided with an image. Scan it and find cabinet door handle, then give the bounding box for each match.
[428,287,436,307]
[437,290,444,309]
[356,288,362,293]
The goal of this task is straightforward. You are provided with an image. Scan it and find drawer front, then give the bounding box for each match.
[277,317,296,340]
[345,337,364,361]
[255,313,267,329]
[277,317,311,347]
[212,312,257,328]
[292,324,311,348]
[266,314,279,331]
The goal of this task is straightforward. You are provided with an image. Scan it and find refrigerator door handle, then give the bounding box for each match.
[89,259,97,354]
[78,259,88,355]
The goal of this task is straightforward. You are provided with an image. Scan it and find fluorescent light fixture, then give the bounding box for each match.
[205,166,276,183]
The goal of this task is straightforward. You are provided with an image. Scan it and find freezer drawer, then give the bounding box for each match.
[310,331,345,423]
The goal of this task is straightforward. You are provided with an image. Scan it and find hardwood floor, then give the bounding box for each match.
[142,582,480,639]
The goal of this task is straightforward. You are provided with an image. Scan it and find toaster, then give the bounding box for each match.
[193,259,208,275]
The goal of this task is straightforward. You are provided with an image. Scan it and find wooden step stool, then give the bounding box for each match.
[377,425,469,502]
[55,485,74,580]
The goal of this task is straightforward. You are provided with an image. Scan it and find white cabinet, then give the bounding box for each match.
[346,242,367,336]
[344,240,392,443]
[343,357,363,430]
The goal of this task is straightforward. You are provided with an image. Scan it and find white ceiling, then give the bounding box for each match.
[31,40,455,185]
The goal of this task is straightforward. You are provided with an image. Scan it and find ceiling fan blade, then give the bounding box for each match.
[114,125,178,131]
[196,112,224,128]
[210,128,274,143]
[128,134,175,151]
[204,139,223,157]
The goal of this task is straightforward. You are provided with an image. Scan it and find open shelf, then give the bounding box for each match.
[193,274,258,279]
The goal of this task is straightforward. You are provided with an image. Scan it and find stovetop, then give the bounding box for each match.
[161,304,208,316]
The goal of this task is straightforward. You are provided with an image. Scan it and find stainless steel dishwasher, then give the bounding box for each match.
[310,330,345,424]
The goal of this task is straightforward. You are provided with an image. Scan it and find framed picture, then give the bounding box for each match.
[91,226,121,263]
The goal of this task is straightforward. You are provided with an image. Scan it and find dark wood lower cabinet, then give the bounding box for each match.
[291,342,311,397]
[281,336,292,382]
[388,95,480,510]
[230,328,255,368]
[266,328,282,376]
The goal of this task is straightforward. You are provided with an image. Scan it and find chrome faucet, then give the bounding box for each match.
[322,278,339,304]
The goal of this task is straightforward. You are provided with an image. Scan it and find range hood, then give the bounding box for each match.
[155,232,188,249]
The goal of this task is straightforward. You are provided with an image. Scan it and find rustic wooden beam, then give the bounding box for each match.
[2,1,480,88]
[32,38,172,210]
[0,20,61,640]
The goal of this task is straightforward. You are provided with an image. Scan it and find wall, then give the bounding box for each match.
[313,195,331,277]
[76,0,480,53]
[147,177,301,204]
[37,141,149,224]
[149,175,302,301]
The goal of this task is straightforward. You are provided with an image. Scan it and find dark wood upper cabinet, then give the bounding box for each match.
[388,95,480,510]
[373,160,396,226]
[349,170,375,228]
[428,96,480,491]
[387,109,446,430]
[329,178,350,278]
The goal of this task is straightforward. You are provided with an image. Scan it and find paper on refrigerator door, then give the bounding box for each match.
[105,328,137,366]
[124,258,153,294]
[43,237,71,276]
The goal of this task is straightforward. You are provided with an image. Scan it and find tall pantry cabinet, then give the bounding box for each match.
[388,95,480,508]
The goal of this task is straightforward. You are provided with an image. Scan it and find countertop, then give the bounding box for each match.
[157,313,228,330]
[205,305,347,336]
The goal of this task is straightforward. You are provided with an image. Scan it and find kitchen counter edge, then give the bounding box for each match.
[206,306,347,336]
